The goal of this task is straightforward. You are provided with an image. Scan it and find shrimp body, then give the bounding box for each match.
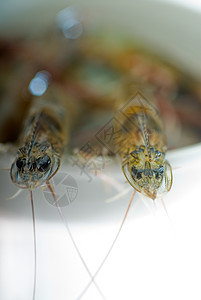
[10,86,69,190]
[116,95,172,199]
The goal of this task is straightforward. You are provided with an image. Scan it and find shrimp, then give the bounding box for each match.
[118,93,173,200]
[9,85,105,300]
[10,87,68,191]
[77,92,173,299]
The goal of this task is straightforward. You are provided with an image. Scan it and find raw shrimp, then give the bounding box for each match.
[118,93,173,200]
[10,86,68,191]
[10,85,105,300]
[77,92,173,299]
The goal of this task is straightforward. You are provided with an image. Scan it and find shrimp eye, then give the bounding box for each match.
[154,166,164,180]
[16,158,26,170]
[131,167,142,180]
[137,172,142,180]
[36,155,51,172]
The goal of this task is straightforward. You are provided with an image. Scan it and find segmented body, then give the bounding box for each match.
[115,94,172,199]
[10,86,69,190]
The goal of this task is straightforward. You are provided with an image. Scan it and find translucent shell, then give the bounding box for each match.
[10,87,68,190]
[122,156,172,200]
[116,93,173,199]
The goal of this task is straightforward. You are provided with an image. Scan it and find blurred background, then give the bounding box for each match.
[0,0,201,300]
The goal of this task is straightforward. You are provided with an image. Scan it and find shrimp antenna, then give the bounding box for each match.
[105,187,131,203]
[77,190,136,300]
[159,197,174,228]
[46,182,106,300]
[6,189,23,200]
[30,190,37,300]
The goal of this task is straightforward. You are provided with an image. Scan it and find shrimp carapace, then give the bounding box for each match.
[116,94,173,200]
[10,86,70,189]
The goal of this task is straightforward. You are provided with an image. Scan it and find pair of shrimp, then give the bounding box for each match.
[10,88,172,299]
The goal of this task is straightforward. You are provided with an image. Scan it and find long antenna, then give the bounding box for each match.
[30,190,36,300]
[77,190,136,300]
[46,182,106,300]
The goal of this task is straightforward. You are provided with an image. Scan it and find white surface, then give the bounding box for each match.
[1,143,201,300]
[1,1,201,300]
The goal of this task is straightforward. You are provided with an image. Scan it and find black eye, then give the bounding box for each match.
[16,158,26,170]
[131,167,137,177]
[137,172,142,180]
[154,166,164,179]
[36,156,51,172]
[131,167,142,180]
[158,166,164,174]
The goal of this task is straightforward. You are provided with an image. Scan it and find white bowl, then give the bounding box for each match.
[0,1,201,300]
